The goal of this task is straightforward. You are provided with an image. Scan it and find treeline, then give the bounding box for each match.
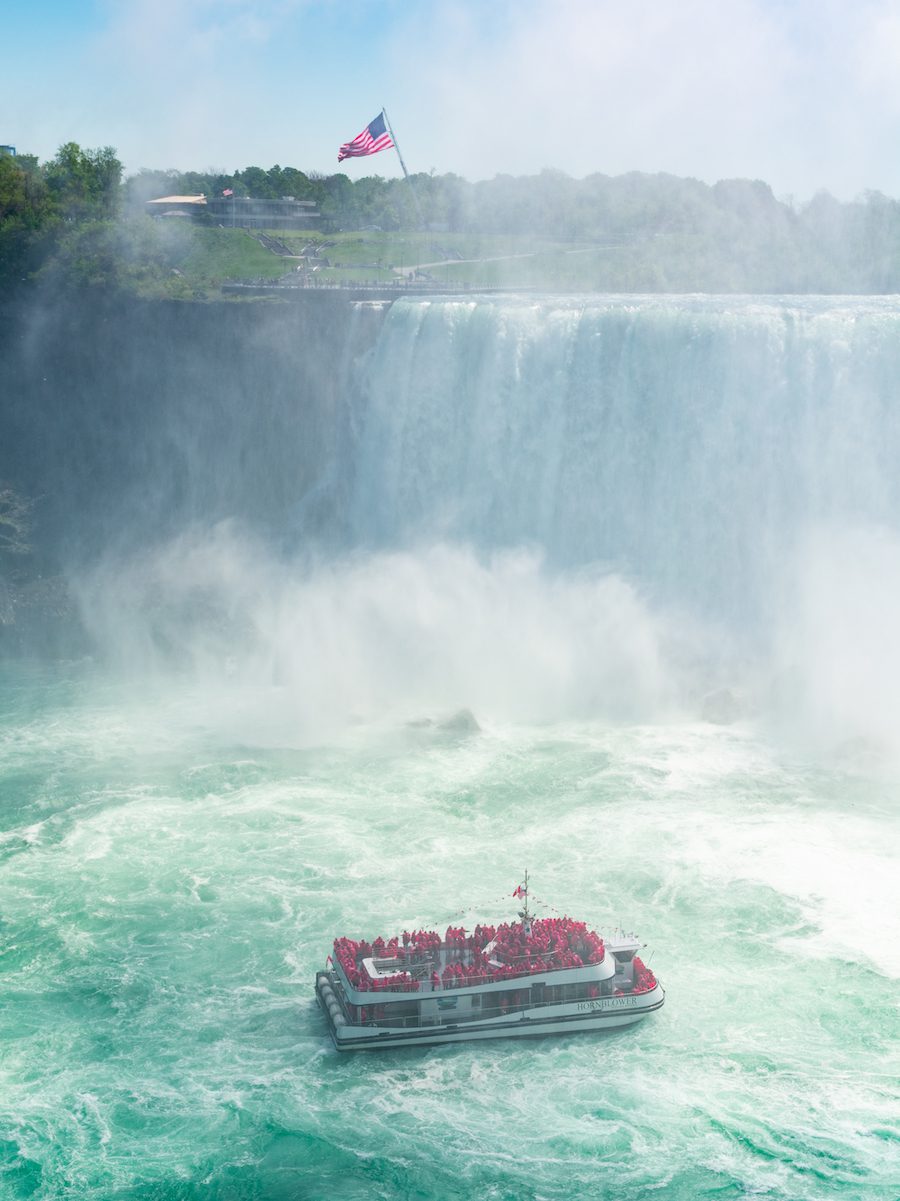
[128,162,900,291]
[4,142,900,292]
[0,143,122,277]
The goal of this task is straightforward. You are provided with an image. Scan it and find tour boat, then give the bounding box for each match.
[315,876,664,1051]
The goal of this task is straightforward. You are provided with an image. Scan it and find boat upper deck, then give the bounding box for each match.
[332,915,615,995]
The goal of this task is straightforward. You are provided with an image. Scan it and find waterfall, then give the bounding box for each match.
[346,295,900,634]
[10,289,900,739]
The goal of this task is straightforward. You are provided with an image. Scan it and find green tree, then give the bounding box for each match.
[0,153,51,228]
[44,142,123,221]
[124,168,182,211]
[0,153,53,275]
[317,174,354,227]
[236,166,270,197]
[278,167,314,200]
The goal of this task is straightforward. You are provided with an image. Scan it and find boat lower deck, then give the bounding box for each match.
[316,971,665,1051]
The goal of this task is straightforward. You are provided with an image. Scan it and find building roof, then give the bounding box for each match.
[146,194,207,206]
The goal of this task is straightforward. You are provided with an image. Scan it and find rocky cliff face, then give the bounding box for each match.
[0,288,384,650]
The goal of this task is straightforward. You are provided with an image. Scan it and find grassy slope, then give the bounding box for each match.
[181,227,289,283]
[146,226,577,292]
[249,229,757,292]
[116,222,757,296]
[277,231,589,287]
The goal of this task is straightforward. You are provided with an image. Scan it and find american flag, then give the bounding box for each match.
[337,111,393,163]
[222,188,234,197]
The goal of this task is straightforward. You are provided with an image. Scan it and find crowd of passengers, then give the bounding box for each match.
[329,917,654,994]
[630,956,657,994]
[489,916,606,967]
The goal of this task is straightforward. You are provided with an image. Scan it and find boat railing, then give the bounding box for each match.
[335,949,607,995]
[323,967,658,1035]
[363,1002,525,1029]
[334,926,608,995]
[354,988,630,1030]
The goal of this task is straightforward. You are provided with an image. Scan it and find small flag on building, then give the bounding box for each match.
[222,188,234,197]
[337,111,394,163]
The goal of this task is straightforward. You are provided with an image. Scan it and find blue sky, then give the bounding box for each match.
[6,0,900,200]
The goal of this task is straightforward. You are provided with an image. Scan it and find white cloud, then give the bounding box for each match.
[386,0,900,198]
[11,0,900,197]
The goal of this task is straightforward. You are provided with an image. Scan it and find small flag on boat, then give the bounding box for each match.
[337,111,394,163]
[512,884,526,898]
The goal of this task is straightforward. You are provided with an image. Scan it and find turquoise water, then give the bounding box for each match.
[2,661,898,1200]
[5,293,900,1197]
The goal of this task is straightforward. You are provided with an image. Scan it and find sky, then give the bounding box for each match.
[6,0,900,202]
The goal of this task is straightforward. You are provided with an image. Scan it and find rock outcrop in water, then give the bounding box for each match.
[406,709,481,738]
[437,708,481,735]
[700,688,747,725]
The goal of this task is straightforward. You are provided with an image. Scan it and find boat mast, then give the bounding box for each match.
[517,869,532,935]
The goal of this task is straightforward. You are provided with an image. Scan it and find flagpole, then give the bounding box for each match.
[382,106,424,230]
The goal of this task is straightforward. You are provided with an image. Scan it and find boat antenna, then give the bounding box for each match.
[517,870,532,935]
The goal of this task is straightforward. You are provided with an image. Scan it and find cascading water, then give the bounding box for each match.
[74,294,900,743]
[1,293,898,1199]
[351,295,900,624]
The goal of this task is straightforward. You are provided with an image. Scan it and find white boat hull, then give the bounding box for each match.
[316,975,664,1051]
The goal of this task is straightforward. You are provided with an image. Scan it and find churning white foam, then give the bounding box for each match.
[74,528,684,741]
[773,523,900,756]
[73,513,900,759]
